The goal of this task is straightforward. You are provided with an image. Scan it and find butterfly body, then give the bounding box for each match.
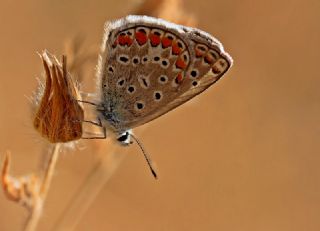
[95,15,232,141]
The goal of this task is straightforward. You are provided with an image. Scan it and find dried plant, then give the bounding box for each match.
[2,145,60,231]
[1,0,196,230]
[33,52,84,143]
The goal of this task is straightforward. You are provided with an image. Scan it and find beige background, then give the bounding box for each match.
[0,0,320,230]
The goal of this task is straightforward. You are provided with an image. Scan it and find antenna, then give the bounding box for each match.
[130,133,158,179]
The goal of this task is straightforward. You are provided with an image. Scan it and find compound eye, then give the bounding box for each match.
[116,131,131,145]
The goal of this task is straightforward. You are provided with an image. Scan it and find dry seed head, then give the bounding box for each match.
[33,51,84,143]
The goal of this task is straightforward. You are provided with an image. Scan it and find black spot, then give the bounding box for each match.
[191,70,197,77]
[108,66,114,73]
[177,42,183,48]
[133,58,139,64]
[162,60,168,66]
[198,46,206,51]
[167,35,174,40]
[128,86,135,92]
[160,76,167,82]
[118,79,125,86]
[120,32,126,36]
[136,102,144,109]
[154,56,160,61]
[142,78,148,87]
[154,92,161,100]
[143,57,148,62]
[138,28,147,34]
[128,86,135,93]
[183,54,188,61]
[120,56,129,63]
[192,81,198,86]
[154,31,161,36]
[103,84,107,87]
[210,51,218,60]
[127,31,132,35]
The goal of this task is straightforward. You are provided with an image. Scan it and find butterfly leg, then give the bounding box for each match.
[76,99,99,107]
[82,126,107,139]
[82,117,103,127]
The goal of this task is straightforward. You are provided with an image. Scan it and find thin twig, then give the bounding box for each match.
[24,144,61,231]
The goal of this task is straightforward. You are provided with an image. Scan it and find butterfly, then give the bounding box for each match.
[83,15,233,178]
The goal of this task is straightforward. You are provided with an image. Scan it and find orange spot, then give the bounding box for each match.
[118,35,133,46]
[212,66,221,74]
[175,73,184,84]
[204,54,214,64]
[112,40,118,48]
[161,37,172,48]
[172,41,181,55]
[135,31,148,45]
[175,57,187,69]
[149,33,161,46]
[195,48,204,58]
[118,35,126,46]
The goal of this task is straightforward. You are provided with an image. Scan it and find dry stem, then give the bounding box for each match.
[24,144,61,231]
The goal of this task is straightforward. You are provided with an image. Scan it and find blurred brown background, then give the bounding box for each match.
[0,0,320,230]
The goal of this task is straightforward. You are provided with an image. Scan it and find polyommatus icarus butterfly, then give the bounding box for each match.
[84,15,233,178]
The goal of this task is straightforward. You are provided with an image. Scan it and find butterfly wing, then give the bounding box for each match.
[96,15,232,132]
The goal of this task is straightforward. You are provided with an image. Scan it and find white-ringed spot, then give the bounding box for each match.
[158,75,168,84]
[127,85,136,94]
[116,78,126,88]
[132,56,140,65]
[138,75,150,89]
[153,91,163,101]
[189,69,199,78]
[160,58,170,69]
[118,54,130,65]
[134,101,145,111]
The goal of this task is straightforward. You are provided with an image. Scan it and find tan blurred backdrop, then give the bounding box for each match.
[0,0,320,230]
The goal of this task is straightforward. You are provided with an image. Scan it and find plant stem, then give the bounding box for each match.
[24,144,61,231]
